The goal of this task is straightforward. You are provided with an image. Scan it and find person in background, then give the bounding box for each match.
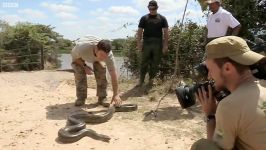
[205,0,241,43]
[136,0,169,86]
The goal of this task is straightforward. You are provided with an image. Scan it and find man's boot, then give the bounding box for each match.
[97,97,110,107]
[135,80,144,87]
[148,79,154,86]
[75,98,85,106]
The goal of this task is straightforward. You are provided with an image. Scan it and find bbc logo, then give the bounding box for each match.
[2,2,19,8]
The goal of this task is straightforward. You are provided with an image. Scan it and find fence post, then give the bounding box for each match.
[40,45,44,70]
[27,42,31,71]
[0,58,2,72]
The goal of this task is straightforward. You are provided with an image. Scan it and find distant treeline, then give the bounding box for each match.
[0,21,74,70]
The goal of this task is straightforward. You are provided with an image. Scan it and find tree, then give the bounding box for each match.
[111,38,127,56]
[0,21,73,71]
[0,20,10,49]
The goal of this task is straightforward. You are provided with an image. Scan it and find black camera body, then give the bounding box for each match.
[176,58,266,109]
[250,58,266,80]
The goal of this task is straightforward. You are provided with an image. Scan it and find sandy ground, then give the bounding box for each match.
[0,70,206,150]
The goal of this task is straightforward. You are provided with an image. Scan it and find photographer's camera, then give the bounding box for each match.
[175,63,230,109]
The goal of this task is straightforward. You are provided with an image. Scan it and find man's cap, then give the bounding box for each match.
[148,0,158,7]
[206,0,221,4]
[206,36,265,65]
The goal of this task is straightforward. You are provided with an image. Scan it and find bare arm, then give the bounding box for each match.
[109,69,122,105]
[203,28,208,45]
[109,69,118,96]
[231,24,241,36]
[163,27,169,53]
[137,28,144,51]
[207,118,216,139]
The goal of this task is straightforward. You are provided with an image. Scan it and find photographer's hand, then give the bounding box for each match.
[196,85,217,115]
[196,85,217,140]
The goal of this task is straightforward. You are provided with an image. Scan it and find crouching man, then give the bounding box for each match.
[71,36,122,107]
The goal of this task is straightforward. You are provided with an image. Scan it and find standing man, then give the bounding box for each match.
[71,36,122,107]
[191,36,266,150]
[206,0,241,43]
[137,0,169,86]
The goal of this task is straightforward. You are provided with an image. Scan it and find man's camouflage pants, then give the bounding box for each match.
[190,139,221,150]
[140,37,162,83]
[71,61,107,101]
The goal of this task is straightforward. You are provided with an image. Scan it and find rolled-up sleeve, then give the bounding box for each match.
[105,51,116,72]
[71,45,81,61]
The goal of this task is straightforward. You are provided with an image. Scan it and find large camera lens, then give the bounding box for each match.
[175,81,209,109]
[175,81,230,109]
[175,85,196,109]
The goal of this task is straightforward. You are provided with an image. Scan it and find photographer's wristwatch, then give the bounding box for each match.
[206,114,215,122]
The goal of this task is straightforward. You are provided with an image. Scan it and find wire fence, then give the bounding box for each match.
[0,45,44,72]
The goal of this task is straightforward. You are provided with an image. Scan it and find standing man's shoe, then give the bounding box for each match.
[97,97,110,107]
[135,81,144,87]
[75,99,85,106]
[148,79,154,86]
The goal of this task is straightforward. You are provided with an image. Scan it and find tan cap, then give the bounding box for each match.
[206,36,265,65]
[206,0,221,4]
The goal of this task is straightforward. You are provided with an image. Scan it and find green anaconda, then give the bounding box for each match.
[58,104,138,143]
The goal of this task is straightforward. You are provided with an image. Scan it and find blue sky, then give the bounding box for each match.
[0,0,206,40]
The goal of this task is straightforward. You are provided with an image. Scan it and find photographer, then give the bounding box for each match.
[191,36,266,150]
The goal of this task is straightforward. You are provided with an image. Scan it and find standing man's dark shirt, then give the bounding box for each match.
[138,14,168,39]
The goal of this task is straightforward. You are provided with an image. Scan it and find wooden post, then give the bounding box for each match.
[40,45,44,70]
[174,0,189,78]
[27,42,31,71]
[0,58,2,72]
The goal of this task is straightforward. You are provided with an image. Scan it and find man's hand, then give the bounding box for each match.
[84,66,93,75]
[162,45,168,54]
[137,42,143,51]
[111,94,122,106]
[196,85,217,115]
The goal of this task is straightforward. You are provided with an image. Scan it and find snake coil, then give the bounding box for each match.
[58,104,137,143]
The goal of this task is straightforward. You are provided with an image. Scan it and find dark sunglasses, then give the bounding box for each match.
[148,6,157,10]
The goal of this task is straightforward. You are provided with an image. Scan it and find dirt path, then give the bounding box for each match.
[0,71,205,150]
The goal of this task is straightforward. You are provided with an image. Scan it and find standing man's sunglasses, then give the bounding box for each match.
[148,6,157,11]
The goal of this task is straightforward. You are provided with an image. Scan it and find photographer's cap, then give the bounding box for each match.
[206,0,221,4]
[206,36,265,65]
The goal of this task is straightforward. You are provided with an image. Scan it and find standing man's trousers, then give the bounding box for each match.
[140,37,162,83]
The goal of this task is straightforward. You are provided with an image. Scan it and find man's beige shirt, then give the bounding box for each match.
[71,36,115,72]
[213,79,266,150]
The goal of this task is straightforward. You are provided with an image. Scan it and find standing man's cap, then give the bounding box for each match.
[148,0,158,7]
[206,36,265,65]
[206,0,221,4]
